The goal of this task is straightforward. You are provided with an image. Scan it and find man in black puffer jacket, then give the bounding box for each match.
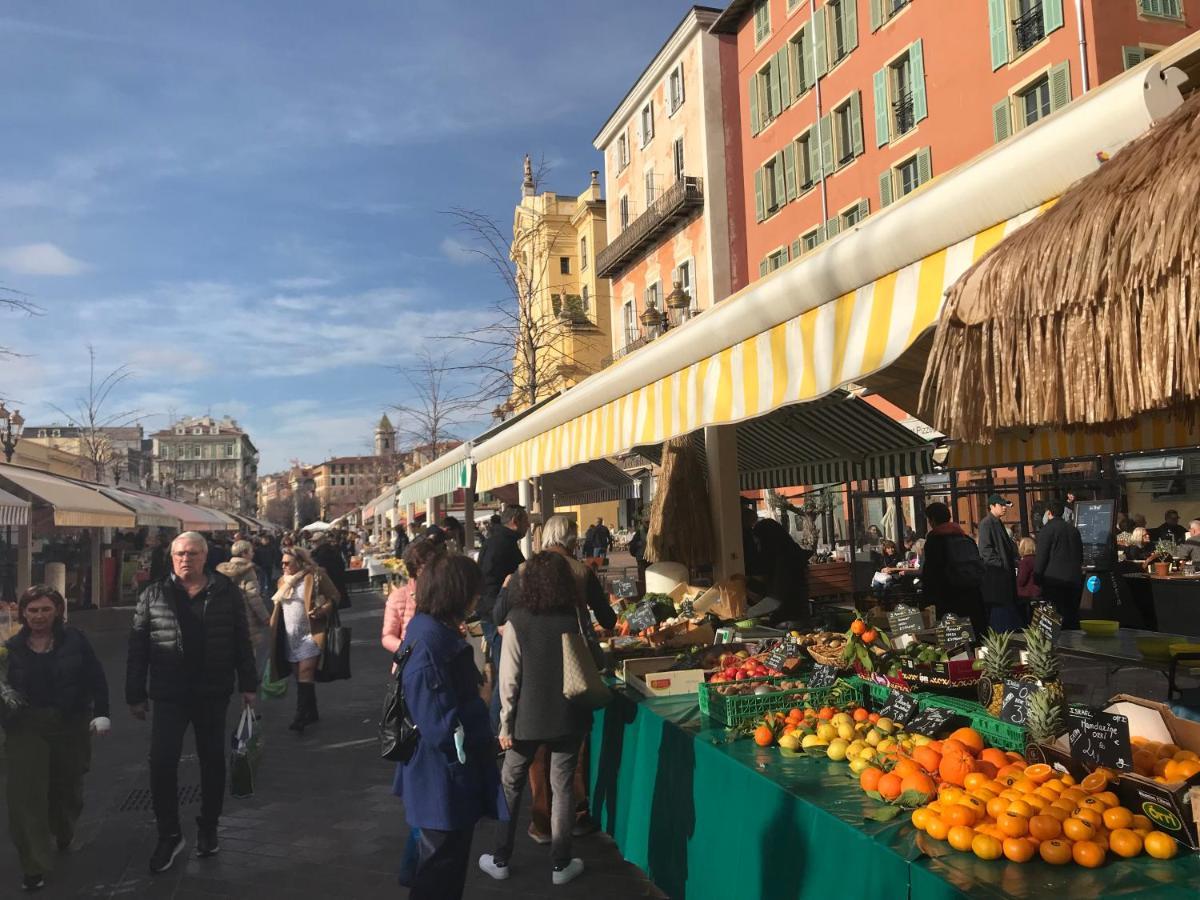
[126,532,257,876]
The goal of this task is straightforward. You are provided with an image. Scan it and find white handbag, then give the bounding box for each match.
[561,610,611,709]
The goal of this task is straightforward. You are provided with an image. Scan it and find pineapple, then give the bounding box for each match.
[1026,687,1064,745]
[1023,626,1064,706]
[979,628,1015,716]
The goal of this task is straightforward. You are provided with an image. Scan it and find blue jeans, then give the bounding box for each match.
[481,620,502,735]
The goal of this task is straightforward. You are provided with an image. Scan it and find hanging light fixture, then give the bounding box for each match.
[640,298,664,341]
[665,279,692,328]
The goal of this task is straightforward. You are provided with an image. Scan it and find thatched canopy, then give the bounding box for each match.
[920,92,1200,444]
[645,435,714,569]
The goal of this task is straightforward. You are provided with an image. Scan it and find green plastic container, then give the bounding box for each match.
[699,678,863,727]
[914,693,1027,752]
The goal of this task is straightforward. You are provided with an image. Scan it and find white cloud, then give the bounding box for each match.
[0,242,89,276]
[272,276,335,291]
[440,237,481,266]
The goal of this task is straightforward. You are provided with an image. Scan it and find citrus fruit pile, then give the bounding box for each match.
[1130,735,1200,782]
[911,764,1181,866]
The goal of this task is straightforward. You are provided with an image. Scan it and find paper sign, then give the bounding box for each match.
[1067,704,1133,771]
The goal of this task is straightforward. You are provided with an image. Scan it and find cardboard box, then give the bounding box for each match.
[645,620,716,649]
[619,656,706,699]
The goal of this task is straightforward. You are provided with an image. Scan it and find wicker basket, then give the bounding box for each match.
[806,644,846,667]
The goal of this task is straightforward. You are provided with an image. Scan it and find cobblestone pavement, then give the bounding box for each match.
[0,592,664,899]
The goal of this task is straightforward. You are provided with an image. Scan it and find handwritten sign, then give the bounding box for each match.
[678,599,696,619]
[1031,604,1063,646]
[936,614,976,650]
[1000,679,1036,727]
[906,706,965,738]
[879,690,919,725]
[611,579,638,599]
[888,604,925,638]
[808,664,839,688]
[1067,705,1132,771]
[625,600,661,634]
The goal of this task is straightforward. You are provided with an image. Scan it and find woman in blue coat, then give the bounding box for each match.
[393,554,504,899]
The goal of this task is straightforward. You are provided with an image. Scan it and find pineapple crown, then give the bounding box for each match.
[979,628,1015,678]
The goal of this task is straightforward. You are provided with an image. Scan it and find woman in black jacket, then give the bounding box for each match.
[2,586,109,893]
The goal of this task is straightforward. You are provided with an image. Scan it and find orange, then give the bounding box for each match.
[1130,814,1153,831]
[963,772,992,793]
[915,746,943,775]
[1072,807,1103,827]
[1044,805,1071,822]
[1078,796,1107,814]
[948,727,984,755]
[1043,778,1065,794]
[1176,760,1200,779]
[972,788,998,803]
[973,760,999,780]
[1023,763,1053,784]
[958,795,986,815]
[1060,773,1077,786]
[911,807,933,831]
[1093,791,1120,809]
[878,773,903,801]
[902,772,937,798]
[1060,788,1085,804]
[754,726,775,747]
[947,825,976,852]
[850,619,866,635]
[1158,742,1181,759]
[1013,777,1038,795]
[1034,786,1059,803]
[986,797,1010,821]
[1022,795,1049,812]
[786,707,804,721]
[998,812,1029,838]
[1050,798,1077,815]
[1143,831,1178,860]
[1039,839,1073,865]
[853,706,870,722]
[1133,749,1157,775]
[1080,771,1110,793]
[999,789,1023,802]
[1109,828,1143,858]
[1006,751,1027,765]
[1028,814,1062,841]
[1005,799,1034,818]
[943,804,976,828]
[860,767,884,793]
[1063,817,1096,842]
[1072,840,1106,868]
[1175,749,1199,762]
[925,815,950,841]
[1003,837,1037,863]
[979,747,1009,769]
[893,758,922,779]
[1102,807,1133,830]
[941,739,969,757]
[971,833,1004,860]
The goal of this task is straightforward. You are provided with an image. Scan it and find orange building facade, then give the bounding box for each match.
[712,0,1198,282]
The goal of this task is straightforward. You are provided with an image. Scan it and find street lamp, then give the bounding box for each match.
[665,280,693,328]
[0,404,24,463]
[640,298,664,341]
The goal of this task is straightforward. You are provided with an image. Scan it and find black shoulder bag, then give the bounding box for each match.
[380,646,420,762]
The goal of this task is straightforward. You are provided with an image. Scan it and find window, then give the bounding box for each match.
[795,129,815,189]
[749,45,794,136]
[992,61,1071,142]
[891,53,914,134]
[1138,0,1183,19]
[644,281,661,312]
[768,247,790,272]
[802,228,823,253]
[619,194,629,229]
[580,236,588,270]
[1123,45,1159,69]
[617,132,629,170]
[871,0,911,28]
[789,27,813,96]
[668,64,685,113]
[559,256,570,275]
[831,93,863,166]
[645,169,657,207]
[879,147,932,207]
[841,199,869,229]
[581,284,590,313]
[989,0,1066,70]
[755,153,787,221]
[622,300,637,347]
[754,0,771,43]
[675,259,694,306]
[1019,75,1051,127]
[828,0,857,65]
[640,101,655,146]
[897,156,921,195]
[672,137,685,182]
[873,41,926,146]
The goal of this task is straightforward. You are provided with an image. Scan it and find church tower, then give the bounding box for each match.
[374,414,396,456]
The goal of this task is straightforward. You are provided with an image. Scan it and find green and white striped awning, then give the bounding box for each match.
[396,444,471,506]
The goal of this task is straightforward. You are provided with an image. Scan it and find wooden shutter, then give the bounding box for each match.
[873,68,889,146]
[787,40,800,98]
[826,216,841,238]
[910,39,928,123]
[814,224,826,244]
[915,147,932,186]
[784,143,798,200]
[819,113,834,176]
[769,59,783,118]
[850,90,865,157]
[809,132,824,183]
[777,47,791,108]
[754,169,765,221]
[992,98,1012,143]
[1048,60,1071,112]
[856,198,870,221]
[870,0,882,32]
[988,0,1009,71]
[1123,46,1147,70]
[1043,0,1065,33]
[879,169,894,208]
[801,31,815,91]
[813,7,828,76]
[749,73,761,135]
[773,151,787,207]
[844,0,859,53]
[759,258,769,278]
[791,239,802,259]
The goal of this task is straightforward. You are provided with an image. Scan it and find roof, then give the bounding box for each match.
[709,0,755,35]
[377,413,394,430]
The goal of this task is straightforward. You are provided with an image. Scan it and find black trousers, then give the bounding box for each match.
[1042,581,1083,631]
[150,697,230,838]
[409,825,475,900]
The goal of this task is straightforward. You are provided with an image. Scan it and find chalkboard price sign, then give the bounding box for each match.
[611,579,639,599]
[1031,604,1063,646]
[906,706,965,738]
[1000,678,1036,726]
[625,600,661,634]
[879,690,920,725]
[678,599,696,619]
[1075,500,1115,569]
[808,664,839,688]
[936,614,976,649]
[888,604,925,638]
[1067,705,1133,771]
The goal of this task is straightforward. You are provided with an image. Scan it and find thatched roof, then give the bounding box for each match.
[919,92,1200,444]
[645,435,713,569]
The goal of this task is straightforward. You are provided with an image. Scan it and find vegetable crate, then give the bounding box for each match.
[699,678,864,727]
[916,694,1027,753]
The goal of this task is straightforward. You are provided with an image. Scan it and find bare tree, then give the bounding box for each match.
[0,285,41,369]
[50,345,140,483]
[391,349,481,461]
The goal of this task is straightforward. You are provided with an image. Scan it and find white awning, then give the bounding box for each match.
[0,486,29,526]
[0,465,136,528]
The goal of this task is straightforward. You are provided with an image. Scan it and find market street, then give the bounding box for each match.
[0,591,664,899]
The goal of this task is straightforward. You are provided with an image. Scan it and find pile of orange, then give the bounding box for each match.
[911,764,1181,866]
[1130,736,1200,783]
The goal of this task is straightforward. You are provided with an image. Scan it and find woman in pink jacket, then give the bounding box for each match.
[382,538,446,655]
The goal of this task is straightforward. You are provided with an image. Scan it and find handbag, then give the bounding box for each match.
[380,646,420,762]
[315,606,352,683]
[562,608,611,709]
[229,706,263,799]
[259,657,288,699]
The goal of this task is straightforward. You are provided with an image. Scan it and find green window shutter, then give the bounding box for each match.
[910,39,928,123]
[1043,0,1065,32]
[809,132,824,183]
[813,7,828,76]
[791,238,802,259]
[916,147,932,186]
[759,258,769,278]
[870,0,882,32]
[819,113,834,176]
[844,0,859,53]
[769,61,783,118]
[826,217,841,238]
[754,168,765,221]
[777,47,792,108]
[1048,60,1071,112]
[988,0,1009,71]
[787,40,800,97]
[850,90,865,157]
[1123,46,1146,70]
[815,224,826,244]
[801,32,815,90]
[783,143,798,200]
[773,151,787,207]
[879,169,894,208]
[782,244,791,263]
[856,198,870,220]
[749,73,761,135]
[992,97,1012,143]
[873,68,890,147]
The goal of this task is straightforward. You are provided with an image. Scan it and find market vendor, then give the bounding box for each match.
[748,518,811,624]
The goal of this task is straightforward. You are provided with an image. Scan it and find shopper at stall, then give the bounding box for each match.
[480,550,587,886]
[749,517,812,624]
[1034,497,1084,629]
[310,532,349,610]
[217,540,270,657]
[394,554,503,899]
[1150,509,1187,545]
[1176,519,1200,563]
[4,585,109,893]
[920,503,987,635]
[270,546,339,734]
[125,532,257,875]
[441,516,466,554]
[381,537,446,656]
[589,517,612,559]
[393,524,410,558]
[1016,537,1041,608]
[977,494,1022,632]
[477,505,528,733]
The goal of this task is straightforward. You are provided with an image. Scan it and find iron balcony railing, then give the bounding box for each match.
[887,0,910,14]
[601,333,651,369]
[1013,4,1045,54]
[892,89,915,136]
[595,175,704,278]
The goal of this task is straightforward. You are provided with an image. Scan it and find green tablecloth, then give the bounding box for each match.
[590,687,1200,899]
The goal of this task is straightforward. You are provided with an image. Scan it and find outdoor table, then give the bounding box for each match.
[590,686,1200,899]
[1122,573,1200,635]
[1012,627,1200,674]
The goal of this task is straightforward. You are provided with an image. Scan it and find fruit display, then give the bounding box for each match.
[975,628,1016,716]
[838,618,890,671]
[1129,736,1200,782]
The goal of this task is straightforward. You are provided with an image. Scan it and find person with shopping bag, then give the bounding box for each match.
[3,586,110,893]
[269,546,339,733]
[393,554,505,900]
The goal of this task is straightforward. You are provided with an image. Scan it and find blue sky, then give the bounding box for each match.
[0,0,691,472]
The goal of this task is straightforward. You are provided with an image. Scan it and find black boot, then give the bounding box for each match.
[307,683,319,723]
[289,682,306,731]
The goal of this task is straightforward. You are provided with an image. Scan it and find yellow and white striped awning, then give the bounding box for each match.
[477,207,1045,492]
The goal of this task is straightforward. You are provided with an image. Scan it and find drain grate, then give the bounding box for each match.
[119,785,202,812]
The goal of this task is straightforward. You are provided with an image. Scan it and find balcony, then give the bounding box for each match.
[600,333,651,369]
[1013,4,1044,54]
[892,89,915,136]
[596,175,704,278]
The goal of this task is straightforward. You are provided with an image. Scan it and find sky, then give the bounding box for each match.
[0,0,692,472]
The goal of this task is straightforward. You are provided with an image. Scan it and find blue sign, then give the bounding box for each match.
[1086,575,1101,594]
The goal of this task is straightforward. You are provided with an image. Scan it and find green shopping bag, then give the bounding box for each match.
[229,707,262,799]
[260,657,288,699]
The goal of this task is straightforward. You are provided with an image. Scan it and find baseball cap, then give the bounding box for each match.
[987,493,1013,507]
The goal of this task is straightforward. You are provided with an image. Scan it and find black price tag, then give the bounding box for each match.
[1031,604,1063,646]
[764,644,789,673]
[678,599,696,619]
[936,614,976,649]
[625,600,660,634]
[879,690,919,725]
[888,604,925,638]
[1000,679,1035,727]
[1067,705,1133,771]
[612,579,638,599]
[809,664,839,688]
[905,706,965,738]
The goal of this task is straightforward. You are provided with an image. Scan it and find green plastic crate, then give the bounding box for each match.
[914,693,1027,752]
[917,694,988,717]
[699,678,863,727]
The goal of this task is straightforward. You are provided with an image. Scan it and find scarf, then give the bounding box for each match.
[272,569,310,604]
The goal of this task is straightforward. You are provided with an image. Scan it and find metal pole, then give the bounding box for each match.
[1074,0,1090,94]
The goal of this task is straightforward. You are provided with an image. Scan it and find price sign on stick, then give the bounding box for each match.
[936,614,976,650]
[1030,604,1063,646]
[611,579,638,599]
[1000,679,1036,727]
[625,601,660,634]
[1067,705,1133,771]
[808,664,839,688]
[879,690,919,725]
[888,604,925,638]
[906,707,965,738]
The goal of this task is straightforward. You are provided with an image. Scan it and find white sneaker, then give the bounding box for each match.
[478,853,510,881]
[552,858,584,886]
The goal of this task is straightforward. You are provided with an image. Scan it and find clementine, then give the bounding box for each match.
[947,825,976,852]
[998,812,1029,838]
[1039,839,1073,865]
[986,796,1010,821]
[1102,807,1133,830]
[1072,807,1103,827]
[963,772,991,793]
[1023,763,1053,784]
[979,747,1009,769]
[860,766,884,793]
[1143,831,1178,860]
[877,772,903,801]
[1002,837,1037,863]
[971,833,1003,860]
[948,727,984,755]
[943,805,976,828]
[1130,814,1153,832]
[1079,770,1110,793]
[911,807,932,831]
[1072,840,1106,868]
[914,746,943,775]
[1063,817,1096,842]
[901,772,937,799]
[925,815,950,841]
[1028,815,1062,841]
[753,726,775,747]
[1109,828,1143,858]
[1005,799,1034,818]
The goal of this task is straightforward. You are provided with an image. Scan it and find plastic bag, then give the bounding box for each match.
[259,657,287,700]
[229,707,263,799]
